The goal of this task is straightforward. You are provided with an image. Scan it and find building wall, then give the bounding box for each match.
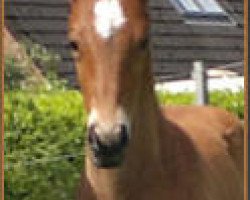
[150,0,244,81]
[5,0,244,86]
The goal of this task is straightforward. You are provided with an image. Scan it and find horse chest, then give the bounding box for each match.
[80,174,205,200]
[88,186,203,200]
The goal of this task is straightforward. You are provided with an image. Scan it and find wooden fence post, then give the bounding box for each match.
[192,61,209,105]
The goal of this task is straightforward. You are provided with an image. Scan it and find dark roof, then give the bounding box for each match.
[5,0,244,87]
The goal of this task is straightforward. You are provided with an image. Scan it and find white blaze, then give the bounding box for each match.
[94,0,126,39]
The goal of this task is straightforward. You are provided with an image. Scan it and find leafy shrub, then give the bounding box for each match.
[22,40,69,90]
[157,91,195,105]
[156,89,244,119]
[5,89,243,200]
[5,41,68,91]
[22,40,61,74]
[4,57,27,90]
[5,91,86,200]
[209,89,244,119]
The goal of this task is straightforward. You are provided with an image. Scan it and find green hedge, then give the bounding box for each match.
[5,91,86,200]
[157,89,244,119]
[5,89,244,200]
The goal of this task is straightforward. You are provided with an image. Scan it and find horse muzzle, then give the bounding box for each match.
[87,123,129,168]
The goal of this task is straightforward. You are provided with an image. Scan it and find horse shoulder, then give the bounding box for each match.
[161,105,243,163]
[159,105,244,200]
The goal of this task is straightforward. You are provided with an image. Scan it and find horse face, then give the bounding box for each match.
[69,0,149,168]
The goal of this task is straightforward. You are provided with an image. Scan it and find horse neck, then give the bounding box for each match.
[129,60,161,165]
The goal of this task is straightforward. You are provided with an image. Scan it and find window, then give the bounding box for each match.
[170,0,234,25]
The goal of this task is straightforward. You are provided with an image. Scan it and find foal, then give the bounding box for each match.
[68,0,244,199]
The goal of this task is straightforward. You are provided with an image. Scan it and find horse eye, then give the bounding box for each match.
[138,37,149,50]
[69,41,79,51]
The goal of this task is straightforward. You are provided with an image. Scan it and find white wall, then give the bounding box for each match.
[155,76,244,93]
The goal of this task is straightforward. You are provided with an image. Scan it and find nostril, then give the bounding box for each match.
[120,125,129,147]
[88,125,105,154]
[88,125,99,144]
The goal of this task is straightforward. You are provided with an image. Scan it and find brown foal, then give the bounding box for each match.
[68,0,244,199]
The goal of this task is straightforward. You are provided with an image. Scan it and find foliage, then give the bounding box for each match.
[157,91,195,105]
[4,56,28,90]
[209,89,244,119]
[22,40,61,74]
[156,89,244,119]
[21,40,68,90]
[4,89,244,200]
[5,91,86,200]
[4,41,68,91]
